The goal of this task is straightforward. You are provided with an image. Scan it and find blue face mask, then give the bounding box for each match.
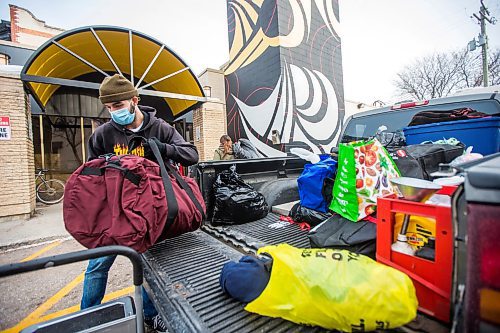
[110,103,135,125]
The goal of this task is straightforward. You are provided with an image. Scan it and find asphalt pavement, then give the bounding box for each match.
[0,203,134,332]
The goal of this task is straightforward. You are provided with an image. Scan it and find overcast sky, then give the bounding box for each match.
[2,0,499,104]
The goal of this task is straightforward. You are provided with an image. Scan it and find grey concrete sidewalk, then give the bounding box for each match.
[0,202,69,249]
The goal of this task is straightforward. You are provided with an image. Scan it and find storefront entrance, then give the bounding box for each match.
[32,114,194,180]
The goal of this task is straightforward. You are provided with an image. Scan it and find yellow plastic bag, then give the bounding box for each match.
[245,244,417,332]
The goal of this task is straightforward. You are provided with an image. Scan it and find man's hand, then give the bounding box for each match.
[223,141,233,155]
[149,137,169,156]
[129,136,173,160]
[128,136,147,154]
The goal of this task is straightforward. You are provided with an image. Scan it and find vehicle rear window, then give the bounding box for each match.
[340,99,500,143]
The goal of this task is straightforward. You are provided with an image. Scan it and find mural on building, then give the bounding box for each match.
[225,0,345,156]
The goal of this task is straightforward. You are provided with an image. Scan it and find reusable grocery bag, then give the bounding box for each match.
[297,157,337,212]
[245,244,418,332]
[330,138,400,221]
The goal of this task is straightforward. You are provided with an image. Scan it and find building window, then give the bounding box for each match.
[32,115,107,178]
[0,53,10,65]
[203,86,211,97]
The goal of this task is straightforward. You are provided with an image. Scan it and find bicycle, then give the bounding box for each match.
[35,168,65,204]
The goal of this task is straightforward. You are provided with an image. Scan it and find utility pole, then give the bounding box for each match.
[470,0,496,87]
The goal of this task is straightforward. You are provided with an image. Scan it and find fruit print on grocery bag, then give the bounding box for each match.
[331,138,400,222]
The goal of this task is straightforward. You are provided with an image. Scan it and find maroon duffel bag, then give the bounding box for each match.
[63,138,206,253]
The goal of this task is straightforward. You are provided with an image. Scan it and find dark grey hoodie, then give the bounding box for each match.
[87,105,199,166]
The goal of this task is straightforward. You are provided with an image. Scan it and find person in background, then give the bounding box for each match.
[214,134,235,160]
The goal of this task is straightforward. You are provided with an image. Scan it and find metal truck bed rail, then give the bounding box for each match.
[202,213,311,253]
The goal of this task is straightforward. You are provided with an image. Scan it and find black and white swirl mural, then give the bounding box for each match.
[225,0,345,157]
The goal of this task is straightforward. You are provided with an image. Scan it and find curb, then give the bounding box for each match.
[0,235,72,252]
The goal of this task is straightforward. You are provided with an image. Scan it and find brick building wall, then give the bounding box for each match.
[193,101,227,161]
[0,70,35,220]
[194,68,227,161]
[9,4,64,47]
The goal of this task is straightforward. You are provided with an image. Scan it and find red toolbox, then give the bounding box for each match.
[376,186,457,323]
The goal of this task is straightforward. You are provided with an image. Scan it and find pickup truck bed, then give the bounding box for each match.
[141,207,446,333]
[142,157,320,332]
[142,93,500,333]
[140,157,435,333]
[142,216,324,333]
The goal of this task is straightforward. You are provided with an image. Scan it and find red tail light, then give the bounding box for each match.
[391,100,429,110]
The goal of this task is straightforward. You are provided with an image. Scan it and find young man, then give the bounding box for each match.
[82,74,199,333]
[213,134,235,160]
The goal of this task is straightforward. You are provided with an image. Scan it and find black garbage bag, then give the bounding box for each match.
[308,215,377,258]
[233,139,261,159]
[321,177,335,210]
[288,202,330,228]
[212,166,268,225]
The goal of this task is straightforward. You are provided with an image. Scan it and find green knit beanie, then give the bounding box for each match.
[99,74,138,103]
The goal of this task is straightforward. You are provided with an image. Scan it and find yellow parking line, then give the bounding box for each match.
[20,240,62,262]
[36,304,81,323]
[37,286,135,322]
[1,272,85,333]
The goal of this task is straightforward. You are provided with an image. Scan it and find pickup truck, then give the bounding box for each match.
[139,89,500,333]
[2,89,499,333]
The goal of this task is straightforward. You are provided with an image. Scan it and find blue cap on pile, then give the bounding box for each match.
[219,255,271,303]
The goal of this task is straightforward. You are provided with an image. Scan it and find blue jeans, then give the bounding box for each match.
[81,255,158,319]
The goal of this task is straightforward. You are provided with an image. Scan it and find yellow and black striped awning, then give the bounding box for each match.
[21,25,206,120]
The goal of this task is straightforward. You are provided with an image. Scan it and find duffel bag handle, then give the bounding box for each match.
[147,138,206,220]
[164,162,206,220]
[148,138,179,231]
[127,135,206,226]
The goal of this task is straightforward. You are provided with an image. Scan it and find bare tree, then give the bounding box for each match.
[489,50,500,86]
[395,48,500,100]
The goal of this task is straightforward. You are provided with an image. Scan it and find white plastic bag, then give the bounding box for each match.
[290,148,320,164]
[450,147,483,166]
